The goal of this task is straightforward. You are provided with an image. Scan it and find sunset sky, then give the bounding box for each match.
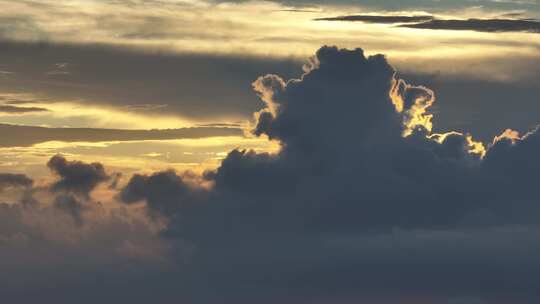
[1,0,540,303]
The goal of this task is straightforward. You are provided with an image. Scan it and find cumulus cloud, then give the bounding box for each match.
[0,173,33,190]
[120,170,204,217]
[47,155,109,197]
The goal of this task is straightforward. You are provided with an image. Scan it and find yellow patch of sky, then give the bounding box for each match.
[0,136,280,178]
[0,99,196,129]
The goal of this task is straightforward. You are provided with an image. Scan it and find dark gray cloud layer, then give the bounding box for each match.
[0,40,301,121]
[401,18,540,33]
[0,105,49,113]
[314,14,434,23]
[0,123,242,147]
[316,15,540,33]
[219,0,540,13]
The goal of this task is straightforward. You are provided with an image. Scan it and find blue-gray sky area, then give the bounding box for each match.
[0,1,539,303]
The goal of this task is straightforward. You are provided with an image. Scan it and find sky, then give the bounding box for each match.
[0,0,539,303]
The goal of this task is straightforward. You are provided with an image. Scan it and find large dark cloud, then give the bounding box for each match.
[3,45,540,303]
[111,46,540,302]
[0,123,243,147]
